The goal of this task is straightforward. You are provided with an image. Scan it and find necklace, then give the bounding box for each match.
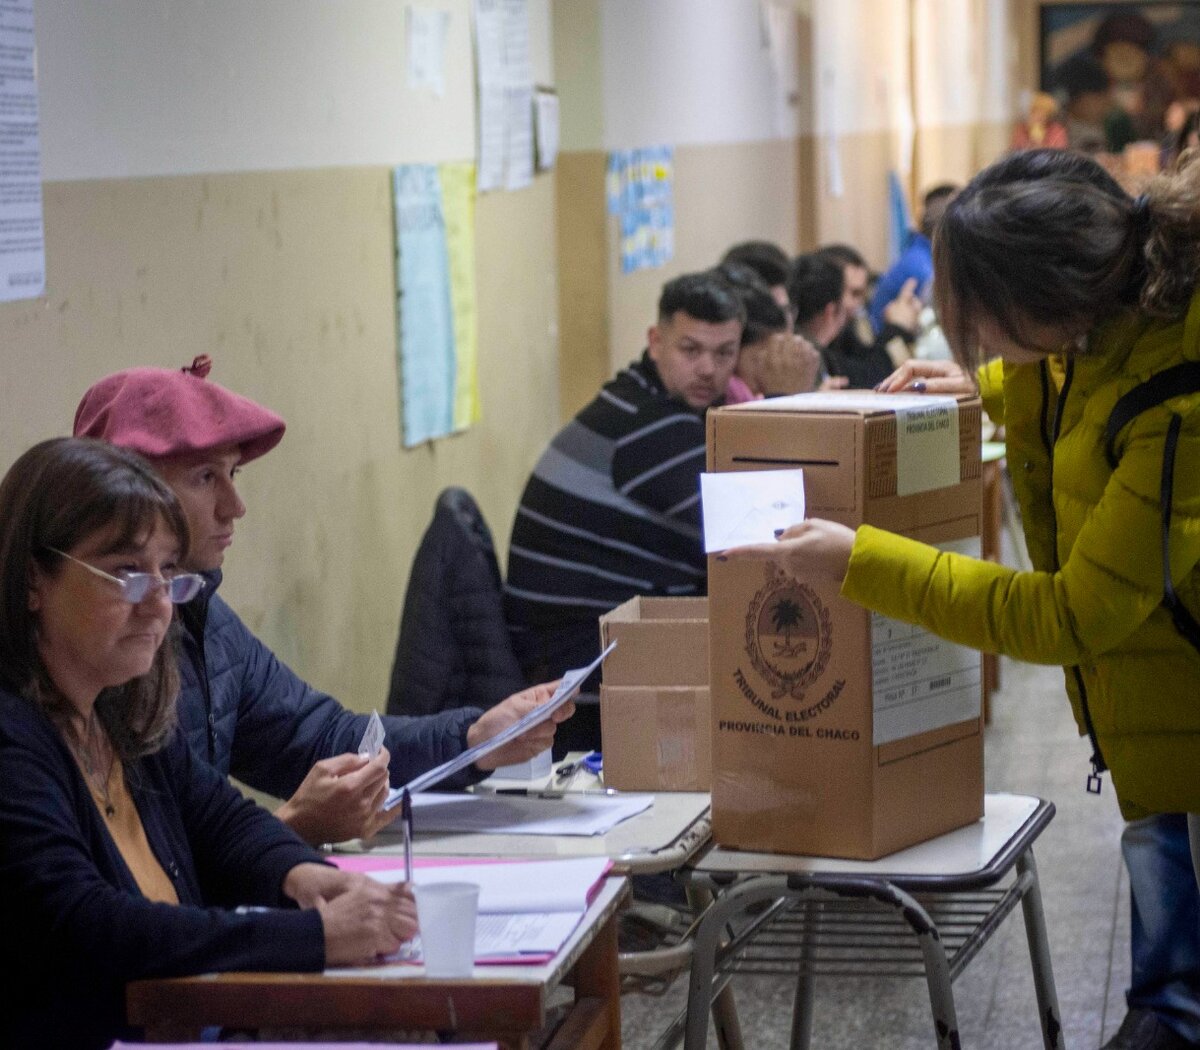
[71,710,117,818]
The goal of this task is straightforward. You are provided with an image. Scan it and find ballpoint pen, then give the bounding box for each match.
[401,787,413,885]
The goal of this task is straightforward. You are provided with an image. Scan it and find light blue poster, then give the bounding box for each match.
[395,164,456,446]
[606,146,674,274]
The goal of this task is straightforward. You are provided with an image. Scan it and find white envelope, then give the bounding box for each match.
[699,469,806,553]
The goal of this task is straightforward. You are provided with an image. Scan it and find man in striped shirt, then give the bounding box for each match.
[505,271,744,750]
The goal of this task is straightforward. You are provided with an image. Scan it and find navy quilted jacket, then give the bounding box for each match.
[177,571,484,796]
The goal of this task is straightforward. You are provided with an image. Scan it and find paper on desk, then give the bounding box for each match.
[700,469,805,553]
[393,790,653,836]
[372,856,610,913]
[384,642,615,806]
[371,856,611,962]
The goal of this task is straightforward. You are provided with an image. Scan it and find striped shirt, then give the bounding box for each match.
[505,353,709,636]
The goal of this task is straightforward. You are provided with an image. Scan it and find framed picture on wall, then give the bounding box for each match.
[1039,2,1200,154]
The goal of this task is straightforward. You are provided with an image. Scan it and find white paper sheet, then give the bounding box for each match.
[0,0,45,302]
[700,469,806,553]
[471,0,533,192]
[406,5,451,97]
[372,856,611,913]
[384,642,615,804]
[398,790,654,836]
[534,88,558,171]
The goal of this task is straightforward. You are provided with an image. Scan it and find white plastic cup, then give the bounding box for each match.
[414,881,480,977]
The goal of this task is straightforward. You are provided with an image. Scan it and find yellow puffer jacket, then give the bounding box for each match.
[843,290,1200,819]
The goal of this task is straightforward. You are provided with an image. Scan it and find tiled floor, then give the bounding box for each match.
[621,656,1134,1049]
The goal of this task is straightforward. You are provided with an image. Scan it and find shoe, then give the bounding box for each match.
[1101,1009,1200,1050]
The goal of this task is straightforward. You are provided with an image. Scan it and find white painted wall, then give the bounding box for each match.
[813,0,911,136]
[598,0,801,149]
[35,0,553,181]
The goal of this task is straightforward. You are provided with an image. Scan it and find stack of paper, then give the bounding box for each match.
[402,791,653,836]
[360,856,612,964]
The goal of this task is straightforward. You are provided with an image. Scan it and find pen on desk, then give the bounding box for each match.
[494,787,620,798]
[401,787,413,885]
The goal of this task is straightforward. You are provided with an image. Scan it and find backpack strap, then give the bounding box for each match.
[1160,414,1200,652]
[1104,361,1200,469]
[1103,363,1200,656]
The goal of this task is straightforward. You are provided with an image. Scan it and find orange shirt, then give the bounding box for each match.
[78,753,179,905]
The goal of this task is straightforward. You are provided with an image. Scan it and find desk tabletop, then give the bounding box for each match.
[340,761,712,875]
[691,793,1053,891]
[127,878,628,1035]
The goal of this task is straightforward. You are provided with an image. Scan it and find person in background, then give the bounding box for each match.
[75,360,570,846]
[867,184,958,334]
[739,148,1200,1050]
[789,252,851,389]
[718,261,821,402]
[505,270,743,753]
[1011,91,1069,151]
[1059,53,1122,154]
[819,243,922,389]
[720,239,794,319]
[0,438,415,1050]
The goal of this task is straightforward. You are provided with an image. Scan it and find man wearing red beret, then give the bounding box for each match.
[75,356,570,845]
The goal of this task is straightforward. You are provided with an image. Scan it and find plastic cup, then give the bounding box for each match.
[414,881,480,977]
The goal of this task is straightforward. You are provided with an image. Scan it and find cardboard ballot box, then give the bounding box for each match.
[598,597,711,791]
[706,392,985,859]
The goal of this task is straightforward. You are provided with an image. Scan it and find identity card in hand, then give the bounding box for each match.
[382,641,616,808]
[358,710,385,759]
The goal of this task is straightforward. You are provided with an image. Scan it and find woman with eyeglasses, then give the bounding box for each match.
[728,147,1200,1049]
[0,437,416,1050]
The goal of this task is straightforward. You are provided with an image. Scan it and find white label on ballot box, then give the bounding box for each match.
[870,537,982,745]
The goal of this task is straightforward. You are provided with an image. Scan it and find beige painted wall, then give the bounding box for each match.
[603,140,802,379]
[0,168,559,714]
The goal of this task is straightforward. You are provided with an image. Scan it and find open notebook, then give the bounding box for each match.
[334,855,612,965]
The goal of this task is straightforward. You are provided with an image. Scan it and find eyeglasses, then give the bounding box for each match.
[48,548,206,604]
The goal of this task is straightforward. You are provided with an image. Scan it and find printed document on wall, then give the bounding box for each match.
[406,5,451,97]
[472,0,533,192]
[0,0,45,302]
[395,165,456,445]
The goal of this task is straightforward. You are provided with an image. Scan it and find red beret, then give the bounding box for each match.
[73,356,286,464]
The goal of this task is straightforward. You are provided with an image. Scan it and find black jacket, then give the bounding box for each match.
[0,688,324,1049]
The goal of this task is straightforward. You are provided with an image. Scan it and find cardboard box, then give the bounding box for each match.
[706,393,985,860]
[599,685,711,791]
[599,596,708,687]
[598,597,711,790]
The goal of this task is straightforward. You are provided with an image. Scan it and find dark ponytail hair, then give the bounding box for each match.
[933,148,1200,372]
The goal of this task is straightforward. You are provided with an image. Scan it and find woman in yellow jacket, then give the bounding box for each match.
[730,148,1200,1050]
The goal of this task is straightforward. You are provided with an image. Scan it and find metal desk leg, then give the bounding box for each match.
[868,882,959,1050]
[1017,850,1065,1049]
[788,900,817,1050]
[686,882,745,1050]
[685,880,784,1050]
